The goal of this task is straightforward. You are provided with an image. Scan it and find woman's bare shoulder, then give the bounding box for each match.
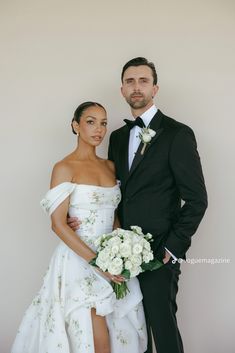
[105,159,115,173]
[50,159,74,188]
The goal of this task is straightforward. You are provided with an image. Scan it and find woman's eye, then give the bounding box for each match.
[102,122,107,126]
[87,120,94,124]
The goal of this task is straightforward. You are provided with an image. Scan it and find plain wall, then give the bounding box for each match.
[1,1,234,352]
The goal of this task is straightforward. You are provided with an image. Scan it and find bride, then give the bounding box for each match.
[11,101,147,353]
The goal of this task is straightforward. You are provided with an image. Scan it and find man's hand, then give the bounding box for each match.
[162,250,172,264]
[67,216,81,231]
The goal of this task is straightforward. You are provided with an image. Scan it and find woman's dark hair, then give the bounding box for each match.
[71,101,106,134]
[121,57,158,85]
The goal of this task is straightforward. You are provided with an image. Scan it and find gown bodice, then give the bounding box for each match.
[40,182,122,250]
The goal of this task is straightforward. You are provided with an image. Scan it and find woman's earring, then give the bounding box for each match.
[77,132,80,137]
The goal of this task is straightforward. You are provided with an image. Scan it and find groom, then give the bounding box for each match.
[108,57,208,353]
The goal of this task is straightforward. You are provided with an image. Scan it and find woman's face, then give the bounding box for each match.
[74,105,107,146]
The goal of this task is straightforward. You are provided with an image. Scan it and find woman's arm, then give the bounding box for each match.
[49,162,124,283]
[50,161,96,262]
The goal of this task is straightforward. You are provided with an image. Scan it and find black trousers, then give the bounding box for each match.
[138,260,184,353]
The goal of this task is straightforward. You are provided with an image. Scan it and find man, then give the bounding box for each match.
[107,57,208,353]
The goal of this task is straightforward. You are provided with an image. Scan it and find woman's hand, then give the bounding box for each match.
[97,268,125,284]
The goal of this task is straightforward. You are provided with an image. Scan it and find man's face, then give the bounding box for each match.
[121,65,158,111]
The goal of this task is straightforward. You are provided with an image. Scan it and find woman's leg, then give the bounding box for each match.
[67,306,110,353]
[91,307,111,353]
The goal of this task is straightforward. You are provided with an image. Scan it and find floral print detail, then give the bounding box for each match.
[116,330,129,345]
[11,184,147,353]
[69,319,83,348]
[40,198,50,212]
[71,319,82,337]
[91,191,104,204]
[44,304,55,334]
[83,210,97,225]
[79,274,99,296]
[58,275,62,292]
[32,295,41,306]
[112,193,121,207]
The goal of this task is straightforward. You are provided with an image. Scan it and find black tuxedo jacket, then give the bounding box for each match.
[108,110,208,259]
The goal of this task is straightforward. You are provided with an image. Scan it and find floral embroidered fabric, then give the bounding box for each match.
[12,183,147,353]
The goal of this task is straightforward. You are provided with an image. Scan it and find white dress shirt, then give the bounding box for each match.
[127,104,177,262]
[128,105,157,168]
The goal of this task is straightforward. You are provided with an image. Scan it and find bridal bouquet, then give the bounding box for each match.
[89,226,163,299]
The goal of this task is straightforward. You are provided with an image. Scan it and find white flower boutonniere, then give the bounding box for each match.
[139,127,156,155]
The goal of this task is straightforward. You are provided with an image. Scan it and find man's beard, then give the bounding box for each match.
[126,95,150,109]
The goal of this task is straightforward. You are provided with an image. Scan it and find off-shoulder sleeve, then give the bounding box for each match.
[40,182,76,216]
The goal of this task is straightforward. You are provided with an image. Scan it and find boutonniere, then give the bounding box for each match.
[139,127,156,155]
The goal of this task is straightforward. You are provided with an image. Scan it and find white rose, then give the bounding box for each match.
[123,235,133,244]
[108,236,121,246]
[111,245,120,255]
[97,249,109,261]
[119,243,132,257]
[125,260,133,270]
[132,234,141,244]
[108,257,123,275]
[130,226,143,235]
[130,255,142,266]
[143,240,151,251]
[145,233,153,240]
[143,252,154,263]
[94,236,102,247]
[141,133,152,143]
[133,243,143,255]
[130,266,141,277]
[96,257,110,271]
[116,228,126,237]
[148,129,156,137]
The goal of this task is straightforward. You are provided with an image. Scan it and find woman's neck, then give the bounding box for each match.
[73,140,98,161]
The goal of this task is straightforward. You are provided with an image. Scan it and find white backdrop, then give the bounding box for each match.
[1,1,234,352]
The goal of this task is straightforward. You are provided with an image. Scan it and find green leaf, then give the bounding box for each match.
[141,259,164,271]
[111,282,130,299]
[121,269,131,279]
[89,257,98,267]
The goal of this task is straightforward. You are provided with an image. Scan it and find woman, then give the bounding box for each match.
[12,102,147,353]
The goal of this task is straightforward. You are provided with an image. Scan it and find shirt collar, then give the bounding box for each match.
[132,105,157,127]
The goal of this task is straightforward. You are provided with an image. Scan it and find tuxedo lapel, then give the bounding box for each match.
[118,126,130,187]
[128,110,164,179]
[149,109,164,131]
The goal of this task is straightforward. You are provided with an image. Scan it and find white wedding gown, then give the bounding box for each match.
[11,182,147,353]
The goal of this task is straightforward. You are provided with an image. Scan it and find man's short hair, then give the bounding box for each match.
[121,57,158,85]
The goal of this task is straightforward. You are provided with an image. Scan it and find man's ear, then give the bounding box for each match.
[120,86,125,97]
[152,85,159,98]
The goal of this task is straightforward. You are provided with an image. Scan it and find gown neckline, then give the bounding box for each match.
[50,181,119,190]
[73,183,118,189]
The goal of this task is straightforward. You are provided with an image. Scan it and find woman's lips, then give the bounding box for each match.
[92,136,102,141]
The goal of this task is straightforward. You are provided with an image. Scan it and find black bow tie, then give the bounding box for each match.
[124,116,145,129]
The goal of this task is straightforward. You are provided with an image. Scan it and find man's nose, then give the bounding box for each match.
[133,81,141,91]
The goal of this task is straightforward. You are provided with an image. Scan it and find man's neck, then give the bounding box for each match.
[131,102,155,118]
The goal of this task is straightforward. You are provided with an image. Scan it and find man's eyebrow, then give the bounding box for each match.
[124,77,150,81]
[124,77,134,81]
